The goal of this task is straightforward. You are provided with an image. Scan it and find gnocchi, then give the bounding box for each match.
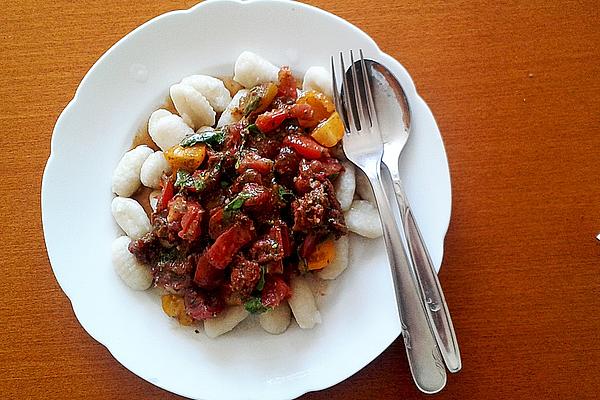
[181,75,232,113]
[148,109,193,151]
[170,83,216,129]
[111,145,153,197]
[140,151,171,189]
[334,161,356,211]
[233,51,279,88]
[204,306,249,338]
[111,236,153,290]
[258,301,292,335]
[216,89,249,128]
[345,200,383,239]
[288,275,322,329]
[302,66,333,99]
[111,197,152,239]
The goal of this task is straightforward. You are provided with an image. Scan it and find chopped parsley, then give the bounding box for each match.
[244,297,269,314]
[174,169,206,191]
[223,191,253,218]
[247,124,261,135]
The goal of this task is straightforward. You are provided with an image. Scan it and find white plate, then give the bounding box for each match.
[41,1,451,399]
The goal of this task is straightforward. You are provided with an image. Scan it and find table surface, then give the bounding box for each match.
[1,0,599,399]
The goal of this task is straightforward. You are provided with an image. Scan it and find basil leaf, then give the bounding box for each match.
[244,297,269,314]
[256,265,266,291]
[180,130,226,147]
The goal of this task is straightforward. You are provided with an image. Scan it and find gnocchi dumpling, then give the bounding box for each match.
[180,75,232,113]
[334,161,356,212]
[170,83,216,129]
[233,51,279,88]
[148,109,194,151]
[288,275,321,329]
[204,305,249,338]
[111,197,151,240]
[216,89,249,128]
[302,66,333,99]
[318,236,350,280]
[111,236,153,290]
[111,145,153,197]
[345,200,383,239]
[140,151,171,189]
[354,169,376,204]
[259,301,292,335]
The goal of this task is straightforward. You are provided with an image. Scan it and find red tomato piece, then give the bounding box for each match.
[289,103,314,125]
[236,151,274,174]
[277,66,298,101]
[299,233,319,259]
[178,202,204,242]
[255,109,289,133]
[207,220,256,269]
[283,135,330,160]
[157,176,175,211]
[193,253,224,290]
[184,289,224,320]
[261,276,292,308]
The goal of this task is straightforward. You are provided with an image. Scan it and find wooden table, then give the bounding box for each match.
[1,0,598,398]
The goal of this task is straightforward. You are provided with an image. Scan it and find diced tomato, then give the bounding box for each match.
[255,109,289,133]
[299,233,319,259]
[193,253,224,290]
[261,276,291,308]
[207,220,255,269]
[178,202,204,242]
[277,66,298,101]
[289,103,314,125]
[283,135,330,160]
[242,183,273,209]
[208,208,226,240]
[236,151,274,174]
[157,176,175,211]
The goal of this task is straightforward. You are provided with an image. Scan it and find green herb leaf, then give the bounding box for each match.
[256,266,266,291]
[241,88,262,116]
[277,186,294,202]
[180,130,226,147]
[247,124,261,135]
[223,191,253,218]
[244,297,269,314]
[174,170,192,188]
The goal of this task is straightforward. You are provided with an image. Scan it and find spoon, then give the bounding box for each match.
[363,59,462,373]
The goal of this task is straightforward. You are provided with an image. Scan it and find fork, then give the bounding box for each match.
[332,51,447,393]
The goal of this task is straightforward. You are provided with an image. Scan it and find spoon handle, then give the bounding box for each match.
[388,174,462,373]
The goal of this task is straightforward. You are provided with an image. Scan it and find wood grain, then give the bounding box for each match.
[1,0,599,398]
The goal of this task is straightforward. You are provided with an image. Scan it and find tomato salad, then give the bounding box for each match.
[127,67,348,326]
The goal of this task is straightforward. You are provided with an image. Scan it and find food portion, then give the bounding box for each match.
[110,51,383,337]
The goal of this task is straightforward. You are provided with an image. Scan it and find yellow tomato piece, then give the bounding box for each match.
[255,82,279,114]
[297,90,335,128]
[161,294,195,326]
[307,239,336,270]
[310,112,344,147]
[165,144,206,171]
[161,294,183,318]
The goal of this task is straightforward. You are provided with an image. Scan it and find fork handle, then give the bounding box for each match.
[365,165,447,394]
[389,174,462,373]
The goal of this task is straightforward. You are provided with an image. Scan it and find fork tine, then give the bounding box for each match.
[350,50,367,132]
[359,49,376,128]
[331,56,348,133]
[340,52,356,132]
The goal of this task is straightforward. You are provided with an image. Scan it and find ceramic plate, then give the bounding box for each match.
[42,1,451,399]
